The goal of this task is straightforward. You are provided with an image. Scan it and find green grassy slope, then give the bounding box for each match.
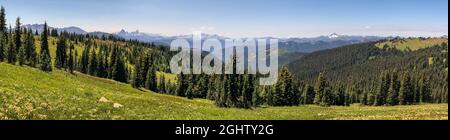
[0,63,447,120]
[376,38,448,51]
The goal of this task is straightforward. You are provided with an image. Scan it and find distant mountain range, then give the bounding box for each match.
[22,24,385,50]
[22,24,388,64]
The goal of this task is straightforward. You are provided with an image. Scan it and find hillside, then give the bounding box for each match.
[0,63,447,120]
[288,38,448,103]
[376,38,448,51]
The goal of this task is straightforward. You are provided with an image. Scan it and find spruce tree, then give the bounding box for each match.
[24,29,37,67]
[320,87,333,106]
[6,34,15,64]
[242,73,254,108]
[418,75,431,103]
[206,75,217,100]
[0,6,5,62]
[67,45,74,73]
[39,49,52,72]
[80,46,90,73]
[0,6,6,34]
[215,76,228,107]
[18,42,25,65]
[39,22,52,72]
[314,73,327,105]
[144,65,157,91]
[97,48,107,78]
[14,17,21,53]
[399,73,413,105]
[375,72,390,106]
[176,73,187,97]
[131,56,143,88]
[88,47,98,76]
[387,73,400,105]
[111,53,127,83]
[302,84,314,104]
[55,36,67,69]
[0,33,4,62]
[158,76,166,93]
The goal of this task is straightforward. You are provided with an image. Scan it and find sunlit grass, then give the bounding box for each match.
[1,63,448,120]
[376,38,447,51]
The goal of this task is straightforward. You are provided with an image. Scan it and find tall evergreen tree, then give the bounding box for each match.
[131,55,143,88]
[111,49,127,83]
[144,64,157,91]
[67,45,74,73]
[242,73,254,108]
[387,72,400,105]
[176,73,188,97]
[314,72,327,105]
[158,76,166,93]
[88,47,98,76]
[215,76,228,107]
[14,17,21,53]
[418,75,431,103]
[301,84,315,104]
[39,22,52,72]
[0,6,5,62]
[6,33,15,64]
[399,73,413,105]
[18,40,26,65]
[55,36,67,69]
[24,29,37,67]
[374,72,390,106]
[97,48,107,78]
[0,32,4,62]
[0,6,6,34]
[206,75,217,100]
[80,46,90,73]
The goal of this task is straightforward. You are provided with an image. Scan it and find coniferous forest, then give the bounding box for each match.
[0,6,448,110]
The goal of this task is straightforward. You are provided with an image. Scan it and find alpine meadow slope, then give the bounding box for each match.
[0,63,448,120]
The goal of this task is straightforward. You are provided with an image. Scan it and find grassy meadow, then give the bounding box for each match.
[376,38,448,51]
[0,63,447,120]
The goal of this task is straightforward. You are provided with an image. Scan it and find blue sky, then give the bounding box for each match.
[0,0,448,37]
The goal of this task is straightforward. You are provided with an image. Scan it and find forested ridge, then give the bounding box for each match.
[0,6,447,110]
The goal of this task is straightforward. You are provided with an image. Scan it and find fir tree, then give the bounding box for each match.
[176,73,187,97]
[302,84,315,104]
[0,33,4,62]
[131,56,143,88]
[158,76,166,93]
[242,73,254,108]
[314,72,327,105]
[55,36,67,69]
[39,49,52,72]
[111,52,127,83]
[88,47,98,76]
[39,22,52,72]
[387,73,400,105]
[0,6,6,34]
[6,34,15,64]
[67,45,74,73]
[0,6,5,62]
[399,73,413,105]
[80,46,90,73]
[145,64,157,91]
[24,29,37,67]
[18,41,25,65]
[418,75,431,103]
[14,17,21,53]
[374,72,390,106]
